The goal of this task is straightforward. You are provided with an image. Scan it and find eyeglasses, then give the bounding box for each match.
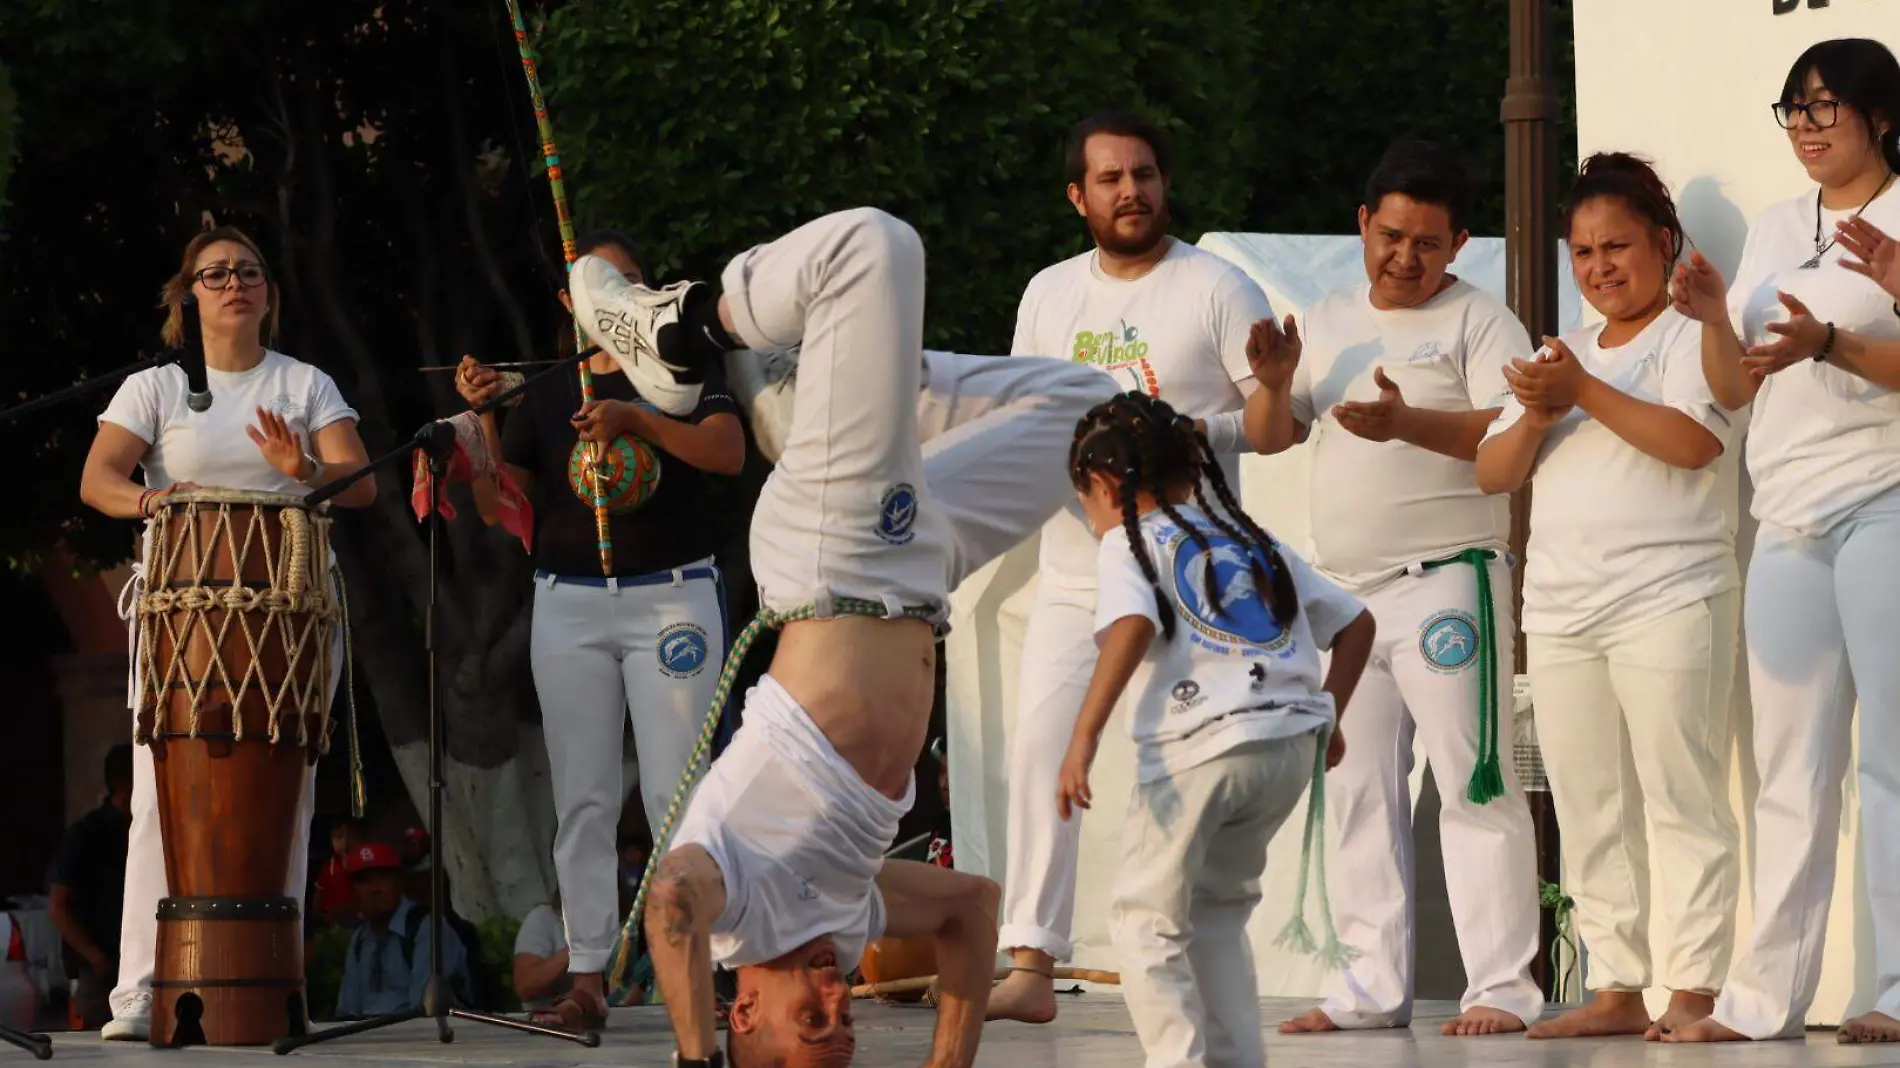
[194,263,267,290]
[1773,99,1842,130]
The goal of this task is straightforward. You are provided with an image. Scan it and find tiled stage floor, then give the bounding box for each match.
[16,996,1899,1066]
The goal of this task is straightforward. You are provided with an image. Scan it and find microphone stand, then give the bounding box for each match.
[0,352,178,427]
[274,352,600,1055]
[0,1024,51,1060]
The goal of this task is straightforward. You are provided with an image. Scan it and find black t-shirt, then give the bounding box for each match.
[52,802,130,960]
[501,362,741,577]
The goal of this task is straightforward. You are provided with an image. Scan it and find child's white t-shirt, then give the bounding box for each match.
[98,349,359,495]
[1094,504,1365,784]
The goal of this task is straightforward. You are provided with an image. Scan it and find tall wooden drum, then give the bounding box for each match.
[133,490,338,1047]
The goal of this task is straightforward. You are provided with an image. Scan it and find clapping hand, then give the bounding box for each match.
[1503,338,1584,422]
[1837,216,1900,301]
[1744,291,1829,379]
[1332,367,1410,442]
[1246,315,1303,391]
[1669,251,1730,325]
[247,407,308,480]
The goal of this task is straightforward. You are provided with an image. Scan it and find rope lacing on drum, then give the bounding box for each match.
[136,496,341,749]
[607,598,937,990]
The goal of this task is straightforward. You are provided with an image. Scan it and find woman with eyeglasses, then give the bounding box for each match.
[78,226,375,1041]
[1664,38,1900,1046]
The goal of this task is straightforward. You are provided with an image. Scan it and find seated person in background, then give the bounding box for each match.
[51,745,133,1031]
[515,885,652,1020]
[334,843,473,1019]
[312,817,365,928]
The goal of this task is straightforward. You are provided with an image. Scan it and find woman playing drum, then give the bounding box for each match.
[78,226,375,1041]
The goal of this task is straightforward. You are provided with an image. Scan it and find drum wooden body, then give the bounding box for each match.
[134,492,337,1047]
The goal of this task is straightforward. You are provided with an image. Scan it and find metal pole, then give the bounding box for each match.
[1501,0,1565,1003]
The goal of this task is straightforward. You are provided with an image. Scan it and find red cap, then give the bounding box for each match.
[403,826,429,845]
[345,842,403,874]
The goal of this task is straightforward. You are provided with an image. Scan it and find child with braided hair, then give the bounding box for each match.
[1056,391,1375,1068]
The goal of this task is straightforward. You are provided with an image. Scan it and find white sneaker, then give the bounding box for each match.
[570,255,704,417]
[101,992,150,1041]
[724,346,799,462]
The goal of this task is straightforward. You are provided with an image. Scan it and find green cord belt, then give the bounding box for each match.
[607,597,939,990]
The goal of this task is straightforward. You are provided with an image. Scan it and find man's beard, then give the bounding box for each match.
[1089,202,1170,257]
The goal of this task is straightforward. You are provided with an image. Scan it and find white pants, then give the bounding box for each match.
[1528,591,1741,994]
[111,560,337,1017]
[1320,555,1544,1028]
[998,580,1096,958]
[533,561,727,972]
[1714,490,1900,1039]
[720,207,1116,620]
[1113,733,1318,1068]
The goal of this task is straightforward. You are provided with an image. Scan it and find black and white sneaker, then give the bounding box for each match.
[570,255,704,415]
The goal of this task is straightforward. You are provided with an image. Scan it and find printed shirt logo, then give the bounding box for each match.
[1166,527,1295,659]
[267,393,306,419]
[1169,679,1207,715]
[1072,321,1159,395]
[1248,663,1269,693]
[657,622,710,678]
[1407,341,1448,364]
[1419,610,1479,673]
[877,483,919,545]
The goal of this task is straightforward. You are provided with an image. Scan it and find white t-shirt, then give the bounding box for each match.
[1292,280,1525,592]
[1012,239,1274,587]
[1727,186,1900,537]
[97,349,359,495]
[1483,309,1740,636]
[671,675,906,970]
[512,904,569,1011]
[1095,504,1364,784]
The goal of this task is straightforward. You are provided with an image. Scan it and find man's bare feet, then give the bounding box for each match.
[1644,991,1715,1041]
[1662,1015,1749,1042]
[985,953,1058,1024]
[1839,1011,1900,1044]
[1443,1005,1528,1036]
[1525,992,1649,1040]
[1278,1008,1341,1034]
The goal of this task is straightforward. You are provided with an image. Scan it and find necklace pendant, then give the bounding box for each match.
[1799,250,1824,270]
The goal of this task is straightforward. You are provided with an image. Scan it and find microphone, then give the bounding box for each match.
[181,294,212,413]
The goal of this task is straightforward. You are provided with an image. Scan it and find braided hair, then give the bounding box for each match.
[1068,391,1299,642]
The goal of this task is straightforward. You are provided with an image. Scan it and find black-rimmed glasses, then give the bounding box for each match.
[195,263,267,290]
[1773,99,1842,130]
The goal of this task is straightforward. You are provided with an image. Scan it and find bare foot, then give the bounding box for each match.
[1278,1009,1341,1035]
[1525,993,1649,1040]
[1663,1015,1749,1042]
[1443,1005,1528,1036]
[1839,1011,1900,1044]
[985,967,1056,1024]
[1644,991,1715,1042]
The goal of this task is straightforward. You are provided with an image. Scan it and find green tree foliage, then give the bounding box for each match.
[539,0,1271,355]
[0,60,16,213]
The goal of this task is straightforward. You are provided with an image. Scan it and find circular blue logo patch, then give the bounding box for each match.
[877,483,919,545]
[1168,530,1288,653]
[1419,611,1479,672]
[657,623,709,678]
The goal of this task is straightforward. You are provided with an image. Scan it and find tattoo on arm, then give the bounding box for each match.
[660,874,696,948]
